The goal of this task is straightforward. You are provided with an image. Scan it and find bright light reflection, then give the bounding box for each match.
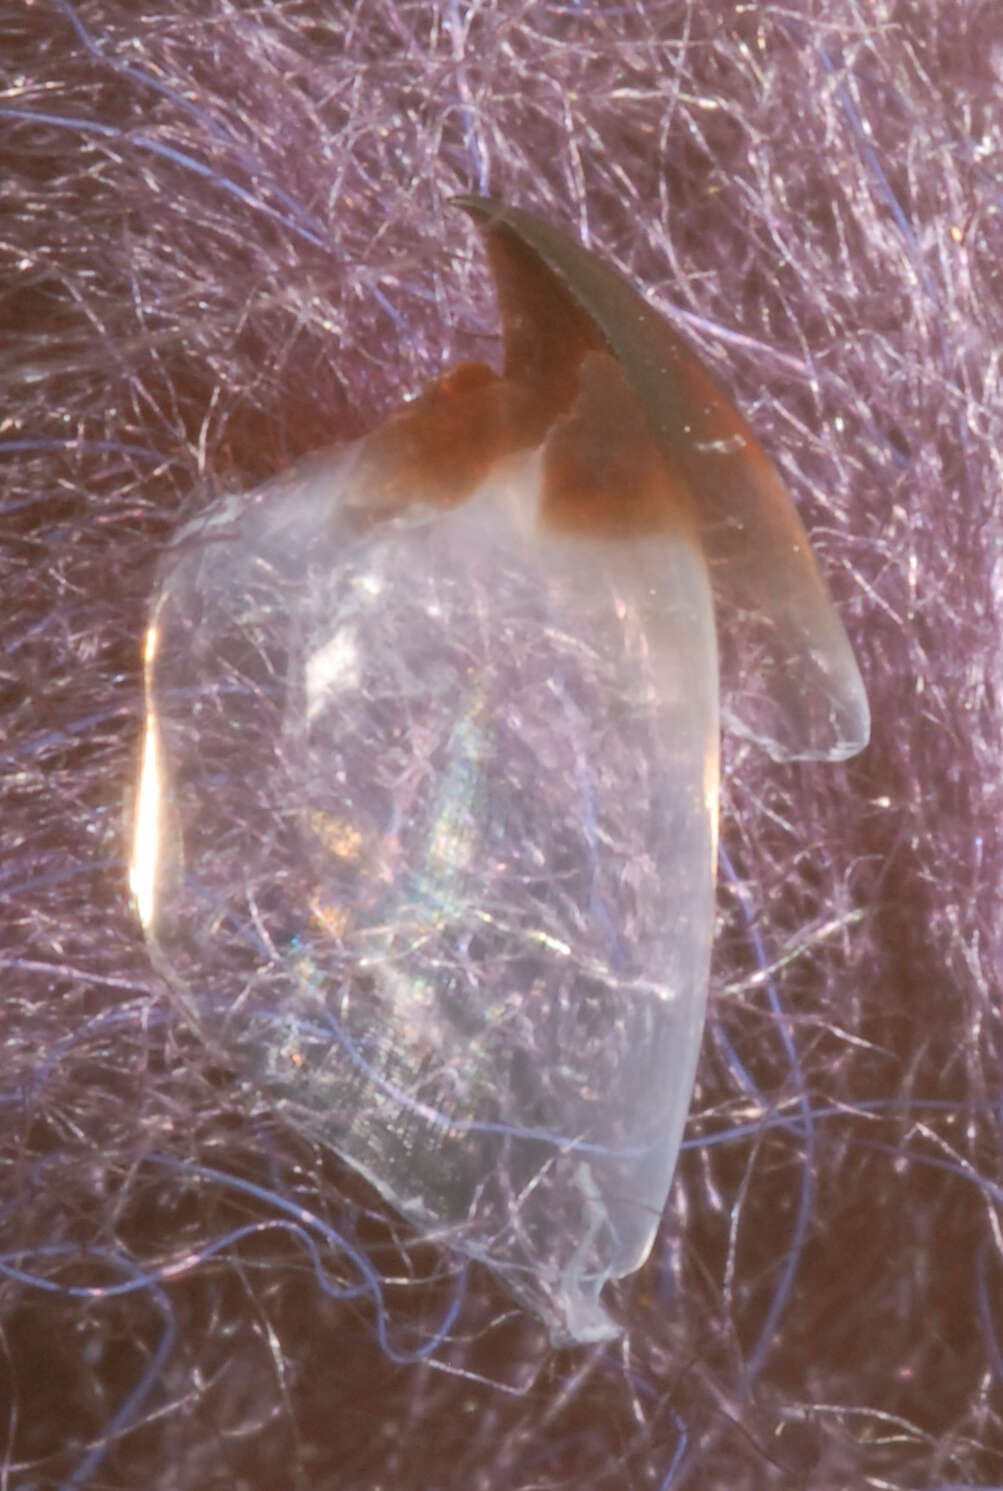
[130,626,161,929]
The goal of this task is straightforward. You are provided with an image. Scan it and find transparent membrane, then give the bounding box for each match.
[133,445,720,1345]
[132,197,868,1344]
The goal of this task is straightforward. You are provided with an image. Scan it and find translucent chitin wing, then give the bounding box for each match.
[131,199,866,1345]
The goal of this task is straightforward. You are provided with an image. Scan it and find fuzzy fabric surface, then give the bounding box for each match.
[3,1,1002,1487]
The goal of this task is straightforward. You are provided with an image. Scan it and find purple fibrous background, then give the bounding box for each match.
[2,1,1002,1486]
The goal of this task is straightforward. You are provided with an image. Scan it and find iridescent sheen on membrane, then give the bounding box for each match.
[131,199,868,1346]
